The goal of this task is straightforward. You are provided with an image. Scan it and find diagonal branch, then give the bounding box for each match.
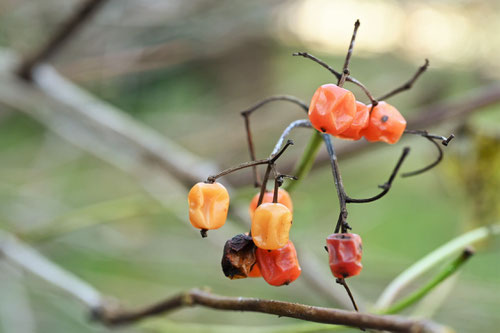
[346,147,410,203]
[377,59,430,101]
[17,0,110,80]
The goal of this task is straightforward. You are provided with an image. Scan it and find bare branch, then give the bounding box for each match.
[240,95,309,116]
[401,130,454,178]
[338,19,360,87]
[293,52,377,104]
[17,0,110,80]
[346,147,410,203]
[241,95,308,186]
[377,59,430,101]
[95,288,447,332]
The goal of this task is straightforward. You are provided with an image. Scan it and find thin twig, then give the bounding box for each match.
[284,130,323,192]
[240,95,309,116]
[17,0,109,80]
[271,119,312,155]
[95,288,446,332]
[377,59,430,101]
[338,20,360,87]
[336,278,360,313]
[292,52,377,104]
[401,130,454,178]
[322,134,349,233]
[346,147,410,203]
[243,114,260,187]
[206,140,293,183]
[241,95,308,187]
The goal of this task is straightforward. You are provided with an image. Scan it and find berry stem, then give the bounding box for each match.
[284,130,323,192]
[206,140,293,183]
[240,96,308,187]
[322,134,349,233]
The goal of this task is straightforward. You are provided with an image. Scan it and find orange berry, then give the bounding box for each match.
[256,240,301,286]
[308,84,356,135]
[337,101,370,140]
[251,203,292,250]
[248,189,293,219]
[188,182,229,231]
[361,102,406,144]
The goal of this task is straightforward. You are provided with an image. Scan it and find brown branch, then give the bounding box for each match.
[95,288,446,332]
[17,0,109,80]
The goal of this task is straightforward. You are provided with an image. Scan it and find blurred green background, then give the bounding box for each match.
[0,0,499,332]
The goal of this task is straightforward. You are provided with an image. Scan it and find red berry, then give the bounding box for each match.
[256,240,301,286]
[326,233,363,279]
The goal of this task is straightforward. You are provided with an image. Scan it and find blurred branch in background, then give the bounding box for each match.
[17,0,110,80]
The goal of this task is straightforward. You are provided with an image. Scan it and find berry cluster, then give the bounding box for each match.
[187,20,454,309]
[188,162,302,286]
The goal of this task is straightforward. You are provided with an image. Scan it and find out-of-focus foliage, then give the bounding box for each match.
[0,1,499,333]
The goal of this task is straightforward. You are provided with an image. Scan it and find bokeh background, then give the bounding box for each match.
[0,0,499,332]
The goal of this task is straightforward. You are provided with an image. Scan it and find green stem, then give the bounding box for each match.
[375,224,500,310]
[380,248,475,315]
[284,131,322,192]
